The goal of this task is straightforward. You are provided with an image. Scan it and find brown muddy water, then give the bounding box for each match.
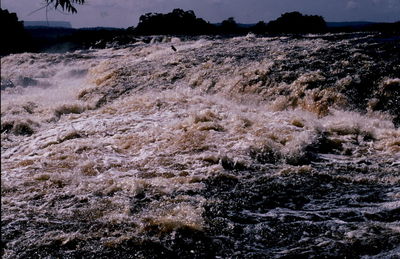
[1,33,400,258]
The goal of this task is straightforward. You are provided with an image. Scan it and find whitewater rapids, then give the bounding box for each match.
[1,33,399,258]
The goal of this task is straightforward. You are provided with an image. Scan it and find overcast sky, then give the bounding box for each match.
[2,0,400,28]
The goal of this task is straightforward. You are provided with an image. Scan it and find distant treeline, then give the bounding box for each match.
[132,9,328,35]
[1,8,399,55]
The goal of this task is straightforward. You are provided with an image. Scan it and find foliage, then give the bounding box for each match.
[45,0,85,13]
[267,12,327,33]
[219,17,239,33]
[135,9,214,35]
[250,21,268,34]
[0,8,31,55]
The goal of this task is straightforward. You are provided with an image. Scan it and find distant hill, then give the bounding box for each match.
[25,27,76,39]
[24,21,72,28]
[213,23,256,28]
[326,21,399,33]
[326,21,377,29]
[79,27,122,31]
[225,22,378,30]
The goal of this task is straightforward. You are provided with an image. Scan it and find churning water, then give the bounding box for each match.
[1,33,400,258]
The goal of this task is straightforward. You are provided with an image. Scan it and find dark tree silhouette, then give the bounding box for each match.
[135,9,214,35]
[0,8,31,55]
[45,0,85,13]
[267,12,326,33]
[251,21,268,34]
[219,17,239,33]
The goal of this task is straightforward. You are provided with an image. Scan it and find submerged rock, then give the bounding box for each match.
[0,78,14,90]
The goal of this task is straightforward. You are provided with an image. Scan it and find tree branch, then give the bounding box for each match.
[45,0,85,13]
